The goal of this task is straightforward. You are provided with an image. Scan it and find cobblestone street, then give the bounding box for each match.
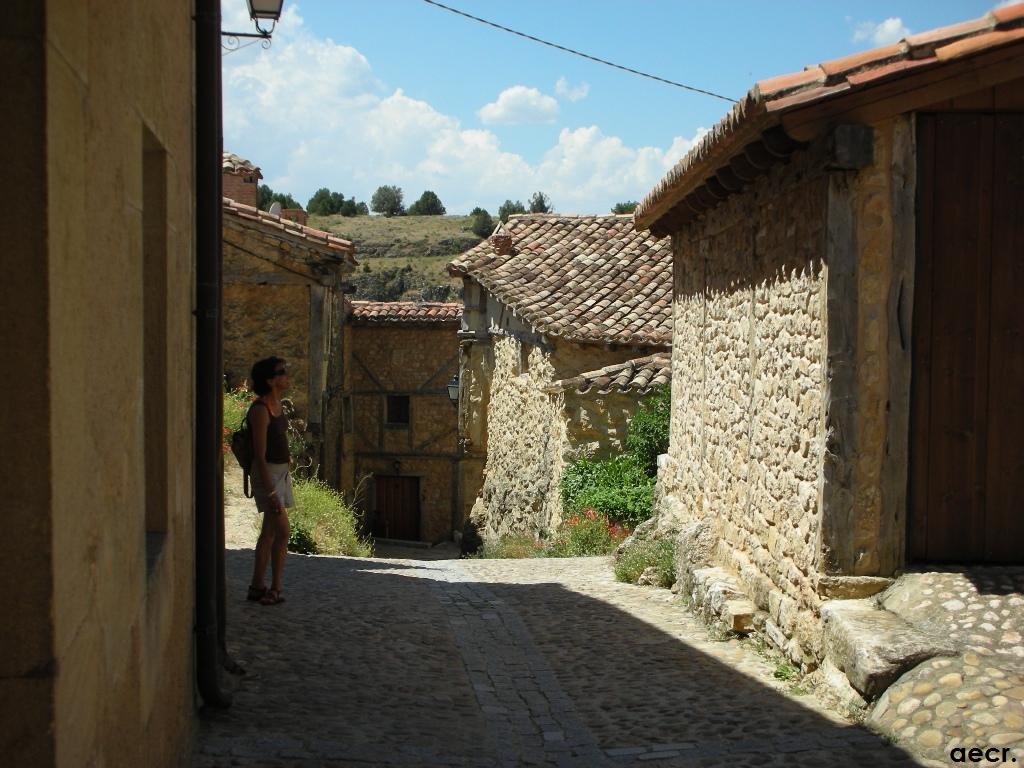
[195,548,923,767]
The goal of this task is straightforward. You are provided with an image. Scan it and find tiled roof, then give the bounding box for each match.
[635,4,1024,232]
[547,353,671,395]
[223,198,356,265]
[449,214,672,347]
[223,152,262,177]
[348,301,462,324]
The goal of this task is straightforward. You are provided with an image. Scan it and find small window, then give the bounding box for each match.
[386,395,410,426]
[519,343,530,374]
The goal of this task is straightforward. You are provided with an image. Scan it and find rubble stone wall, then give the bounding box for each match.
[659,145,832,663]
[472,337,568,539]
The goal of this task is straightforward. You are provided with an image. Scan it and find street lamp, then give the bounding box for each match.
[446,374,460,405]
[223,0,284,48]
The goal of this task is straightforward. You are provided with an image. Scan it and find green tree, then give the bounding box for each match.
[307,187,346,215]
[407,190,446,216]
[498,199,526,222]
[257,184,300,211]
[625,384,672,476]
[528,191,552,213]
[468,207,494,238]
[611,201,639,214]
[370,185,405,217]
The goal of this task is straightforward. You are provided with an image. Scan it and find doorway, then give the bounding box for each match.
[373,475,421,540]
[909,112,1024,562]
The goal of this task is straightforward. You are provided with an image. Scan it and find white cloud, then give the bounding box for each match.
[555,77,590,103]
[222,6,703,214]
[477,86,560,125]
[853,17,912,46]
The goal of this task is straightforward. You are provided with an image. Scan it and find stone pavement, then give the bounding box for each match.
[195,551,923,767]
[868,569,1024,763]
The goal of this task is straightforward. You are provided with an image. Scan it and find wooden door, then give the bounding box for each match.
[910,113,1024,562]
[373,476,421,540]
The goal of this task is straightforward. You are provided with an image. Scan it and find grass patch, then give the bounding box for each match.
[614,538,676,587]
[773,661,799,682]
[289,478,372,557]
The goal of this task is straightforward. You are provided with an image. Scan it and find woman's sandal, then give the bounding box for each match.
[260,589,285,606]
[246,585,267,602]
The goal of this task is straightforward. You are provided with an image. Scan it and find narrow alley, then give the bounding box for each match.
[195,528,922,767]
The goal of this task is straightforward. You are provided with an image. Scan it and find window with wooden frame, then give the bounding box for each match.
[386,395,410,427]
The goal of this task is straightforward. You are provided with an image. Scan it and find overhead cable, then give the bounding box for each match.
[421,0,737,103]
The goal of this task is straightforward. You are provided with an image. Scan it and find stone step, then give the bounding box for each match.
[821,598,958,701]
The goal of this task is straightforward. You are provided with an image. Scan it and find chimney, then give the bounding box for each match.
[222,152,262,208]
[489,221,513,255]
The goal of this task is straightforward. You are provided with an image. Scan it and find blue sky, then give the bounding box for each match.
[222,0,1005,215]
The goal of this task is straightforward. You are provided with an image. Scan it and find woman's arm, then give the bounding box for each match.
[249,403,282,511]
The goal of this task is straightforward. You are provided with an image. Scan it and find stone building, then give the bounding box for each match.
[449,215,672,542]
[4,1,196,764]
[634,6,1024,677]
[339,301,462,543]
[221,195,356,477]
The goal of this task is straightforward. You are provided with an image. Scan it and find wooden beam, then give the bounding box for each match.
[715,166,744,192]
[729,150,766,181]
[781,43,1024,141]
[705,176,732,200]
[819,171,860,575]
[879,114,916,575]
[762,125,802,157]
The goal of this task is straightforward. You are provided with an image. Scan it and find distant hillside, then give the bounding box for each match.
[308,213,484,260]
[308,214,483,302]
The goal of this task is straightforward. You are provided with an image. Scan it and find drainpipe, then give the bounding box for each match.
[194,0,231,708]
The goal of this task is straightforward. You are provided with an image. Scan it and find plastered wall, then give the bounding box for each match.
[0,1,197,764]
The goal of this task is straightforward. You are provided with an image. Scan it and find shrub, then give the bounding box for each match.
[222,388,253,453]
[476,533,546,559]
[548,509,629,557]
[625,384,671,476]
[289,478,372,556]
[614,538,676,586]
[561,454,654,528]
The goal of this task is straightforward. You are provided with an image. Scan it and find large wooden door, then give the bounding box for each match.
[910,113,1024,562]
[373,476,421,540]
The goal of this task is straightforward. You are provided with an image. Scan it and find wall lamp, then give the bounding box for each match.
[446,374,460,405]
[223,0,284,50]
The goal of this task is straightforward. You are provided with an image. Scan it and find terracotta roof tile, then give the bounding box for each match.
[635,4,1024,231]
[348,301,462,324]
[222,152,261,177]
[223,198,356,265]
[449,215,672,347]
[547,353,671,395]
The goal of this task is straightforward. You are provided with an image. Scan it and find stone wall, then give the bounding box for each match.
[342,323,459,542]
[2,1,196,764]
[563,391,639,459]
[657,145,831,664]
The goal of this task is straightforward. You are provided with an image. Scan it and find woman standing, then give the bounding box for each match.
[246,356,293,606]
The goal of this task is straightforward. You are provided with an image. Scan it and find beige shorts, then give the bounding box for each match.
[251,462,294,514]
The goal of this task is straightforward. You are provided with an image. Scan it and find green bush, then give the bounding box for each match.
[614,538,676,586]
[625,384,671,476]
[289,478,372,557]
[561,454,654,528]
[548,510,629,557]
[222,388,253,452]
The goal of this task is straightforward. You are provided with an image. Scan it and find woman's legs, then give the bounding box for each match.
[269,509,289,593]
[251,513,275,590]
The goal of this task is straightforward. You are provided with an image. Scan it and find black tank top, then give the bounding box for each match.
[251,401,290,463]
